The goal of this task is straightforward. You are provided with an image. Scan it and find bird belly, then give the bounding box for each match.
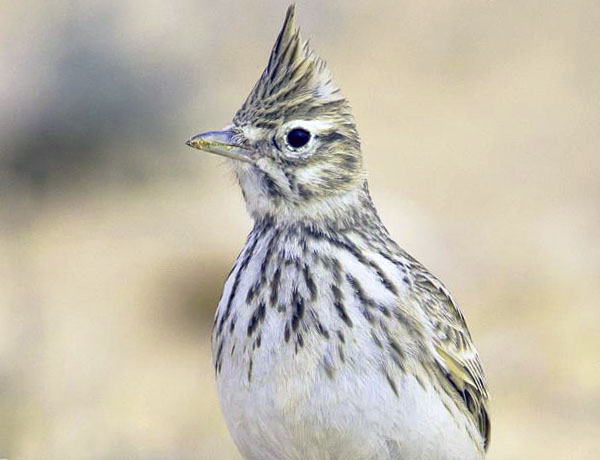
[216,345,484,460]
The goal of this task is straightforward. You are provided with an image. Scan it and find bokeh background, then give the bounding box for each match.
[1,0,599,458]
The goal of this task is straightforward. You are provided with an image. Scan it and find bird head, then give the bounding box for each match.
[187,5,365,225]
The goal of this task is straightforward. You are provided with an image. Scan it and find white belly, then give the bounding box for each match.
[216,346,483,460]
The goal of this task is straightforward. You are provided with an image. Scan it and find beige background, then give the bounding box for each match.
[1,1,599,459]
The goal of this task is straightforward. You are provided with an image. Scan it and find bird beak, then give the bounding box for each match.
[185,129,253,163]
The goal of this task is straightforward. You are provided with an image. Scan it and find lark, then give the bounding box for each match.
[186,5,489,460]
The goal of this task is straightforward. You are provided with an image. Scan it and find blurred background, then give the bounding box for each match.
[1,0,599,458]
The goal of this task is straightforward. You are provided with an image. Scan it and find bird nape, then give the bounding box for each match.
[186,4,490,460]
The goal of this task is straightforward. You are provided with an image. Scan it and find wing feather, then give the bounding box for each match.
[412,270,491,450]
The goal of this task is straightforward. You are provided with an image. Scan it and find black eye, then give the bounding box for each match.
[286,128,311,149]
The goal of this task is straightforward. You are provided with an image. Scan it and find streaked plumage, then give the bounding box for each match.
[187,5,489,459]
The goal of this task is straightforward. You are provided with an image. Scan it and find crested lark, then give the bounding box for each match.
[186,5,490,460]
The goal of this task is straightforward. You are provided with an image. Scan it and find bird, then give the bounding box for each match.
[186,5,490,460]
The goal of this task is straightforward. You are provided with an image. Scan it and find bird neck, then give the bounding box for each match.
[252,181,388,237]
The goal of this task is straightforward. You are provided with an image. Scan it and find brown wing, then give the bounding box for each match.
[412,271,491,450]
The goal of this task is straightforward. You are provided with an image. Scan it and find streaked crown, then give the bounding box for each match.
[235,6,346,128]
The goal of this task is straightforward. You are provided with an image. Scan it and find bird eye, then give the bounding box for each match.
[286,128,311,149]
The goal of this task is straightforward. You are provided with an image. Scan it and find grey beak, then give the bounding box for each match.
[185,129,252,163]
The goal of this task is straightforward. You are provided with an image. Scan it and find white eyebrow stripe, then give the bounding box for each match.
[283,119,336,133]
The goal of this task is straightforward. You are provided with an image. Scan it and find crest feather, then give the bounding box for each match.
[235,4,344,125]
